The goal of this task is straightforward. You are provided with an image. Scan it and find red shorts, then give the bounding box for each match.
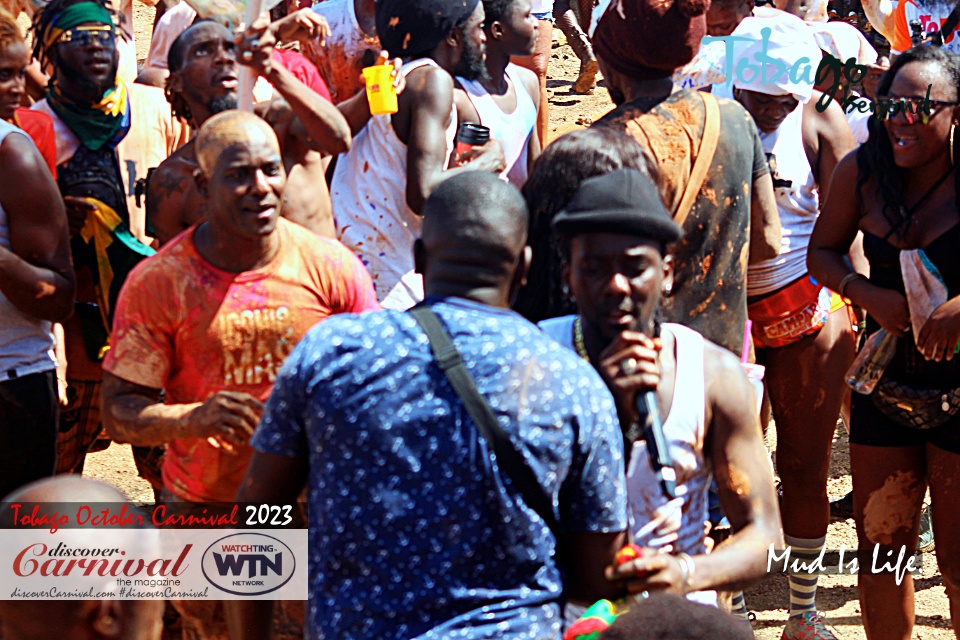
[749,276,848,349]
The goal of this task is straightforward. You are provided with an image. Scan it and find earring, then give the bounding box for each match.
[951,123,956,167]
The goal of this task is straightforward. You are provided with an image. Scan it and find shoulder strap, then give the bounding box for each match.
[408,306,567,561]
[674,91,720,229]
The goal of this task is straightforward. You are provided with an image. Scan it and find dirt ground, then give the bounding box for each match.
[80,12,954,639]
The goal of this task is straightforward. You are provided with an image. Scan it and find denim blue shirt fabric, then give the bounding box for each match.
[251,296,627,639]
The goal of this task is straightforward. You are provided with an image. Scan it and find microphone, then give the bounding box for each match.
[635,391,677,500]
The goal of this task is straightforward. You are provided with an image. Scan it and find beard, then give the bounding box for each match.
[454,37,488,82]
[208,94,238,115]
[58,53,119,98]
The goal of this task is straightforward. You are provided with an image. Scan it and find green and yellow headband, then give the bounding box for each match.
[42,2,114,50]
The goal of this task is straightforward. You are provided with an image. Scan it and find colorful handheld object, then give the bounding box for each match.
[615,543,645,566]
[562,546,650,639]
[562,600,617,640]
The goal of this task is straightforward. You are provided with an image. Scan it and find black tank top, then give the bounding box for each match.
[863,222,960,388]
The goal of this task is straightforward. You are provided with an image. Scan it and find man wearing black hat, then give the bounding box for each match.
[331,0,507,310]
[541,169,781,601]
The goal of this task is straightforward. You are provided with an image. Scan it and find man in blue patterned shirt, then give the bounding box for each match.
[228,172,628,639]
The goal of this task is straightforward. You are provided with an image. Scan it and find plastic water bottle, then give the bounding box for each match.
[845,329,897,395]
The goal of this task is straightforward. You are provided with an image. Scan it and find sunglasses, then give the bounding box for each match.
[875,95,958,124]
[57,25,116,47]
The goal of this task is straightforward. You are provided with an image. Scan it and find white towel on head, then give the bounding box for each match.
[808,20,878,64]
[729,12,823,102]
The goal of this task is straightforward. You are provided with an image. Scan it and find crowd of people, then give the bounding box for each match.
[0,0,958,637]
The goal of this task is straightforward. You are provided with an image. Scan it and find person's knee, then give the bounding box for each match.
[776,449,828,486]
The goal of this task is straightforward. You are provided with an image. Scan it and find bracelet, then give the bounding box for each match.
[838,272,865,299]
[675,552,696,592]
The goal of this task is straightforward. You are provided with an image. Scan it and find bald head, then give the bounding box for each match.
[1,476,126,526]
[195,110,280,177]
[418,173,529,301]
[0,477,163,640]
[3,475,126,503]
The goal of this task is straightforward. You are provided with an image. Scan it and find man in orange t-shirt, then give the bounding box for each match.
[101,110,378,638]
[102,110,378,503]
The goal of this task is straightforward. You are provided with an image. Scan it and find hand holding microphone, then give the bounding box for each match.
[598,329,677,499]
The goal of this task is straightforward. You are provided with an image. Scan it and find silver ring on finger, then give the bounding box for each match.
[250,38,260,48]
[620,357,639,376]
[242,50,254,62]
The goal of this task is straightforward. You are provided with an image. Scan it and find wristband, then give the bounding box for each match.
[838,272,865,299]
[676,552,696,592]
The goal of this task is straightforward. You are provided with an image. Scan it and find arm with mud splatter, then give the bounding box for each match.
[102,373,263,452]
[603,341,782,595]
[694,343,783,592]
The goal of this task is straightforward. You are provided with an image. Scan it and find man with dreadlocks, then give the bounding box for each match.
[146,18,351,245]
[330,0,507,309]
[32,0,186,245]
[29,0,186,479]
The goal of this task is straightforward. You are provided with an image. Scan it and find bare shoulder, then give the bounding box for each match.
[0,132,56,216]
[701,337,756,424]
[805,90,850,132]
[833,146,861,182]
[407,63,453,94]
[150,141,198,194]
[702,338,749,385]
[510,63,540,100]
[0,130,41,172]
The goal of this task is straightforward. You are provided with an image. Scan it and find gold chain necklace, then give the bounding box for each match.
[573,317,590,362]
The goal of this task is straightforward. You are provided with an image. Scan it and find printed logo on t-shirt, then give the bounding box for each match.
[765,153,793,191]
[217,306,297,386]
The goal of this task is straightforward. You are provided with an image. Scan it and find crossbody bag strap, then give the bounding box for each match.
[673,91,721,229]
[408,306,567,561]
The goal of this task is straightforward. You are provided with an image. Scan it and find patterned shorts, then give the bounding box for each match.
[56,379,104,474]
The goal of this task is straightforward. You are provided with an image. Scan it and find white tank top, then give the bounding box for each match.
[537,318,717,606]
[625,323,710,558]
[456,64,537,188]
[0,120,57,379]
[747,102,820,296]
[331,58,457,310]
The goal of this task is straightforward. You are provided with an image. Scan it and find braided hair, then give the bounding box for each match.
[31,0,120,69]
[856,46,960,239]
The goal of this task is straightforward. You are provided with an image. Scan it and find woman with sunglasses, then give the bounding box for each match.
[729,15,857,639]
[809,46,960,639]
